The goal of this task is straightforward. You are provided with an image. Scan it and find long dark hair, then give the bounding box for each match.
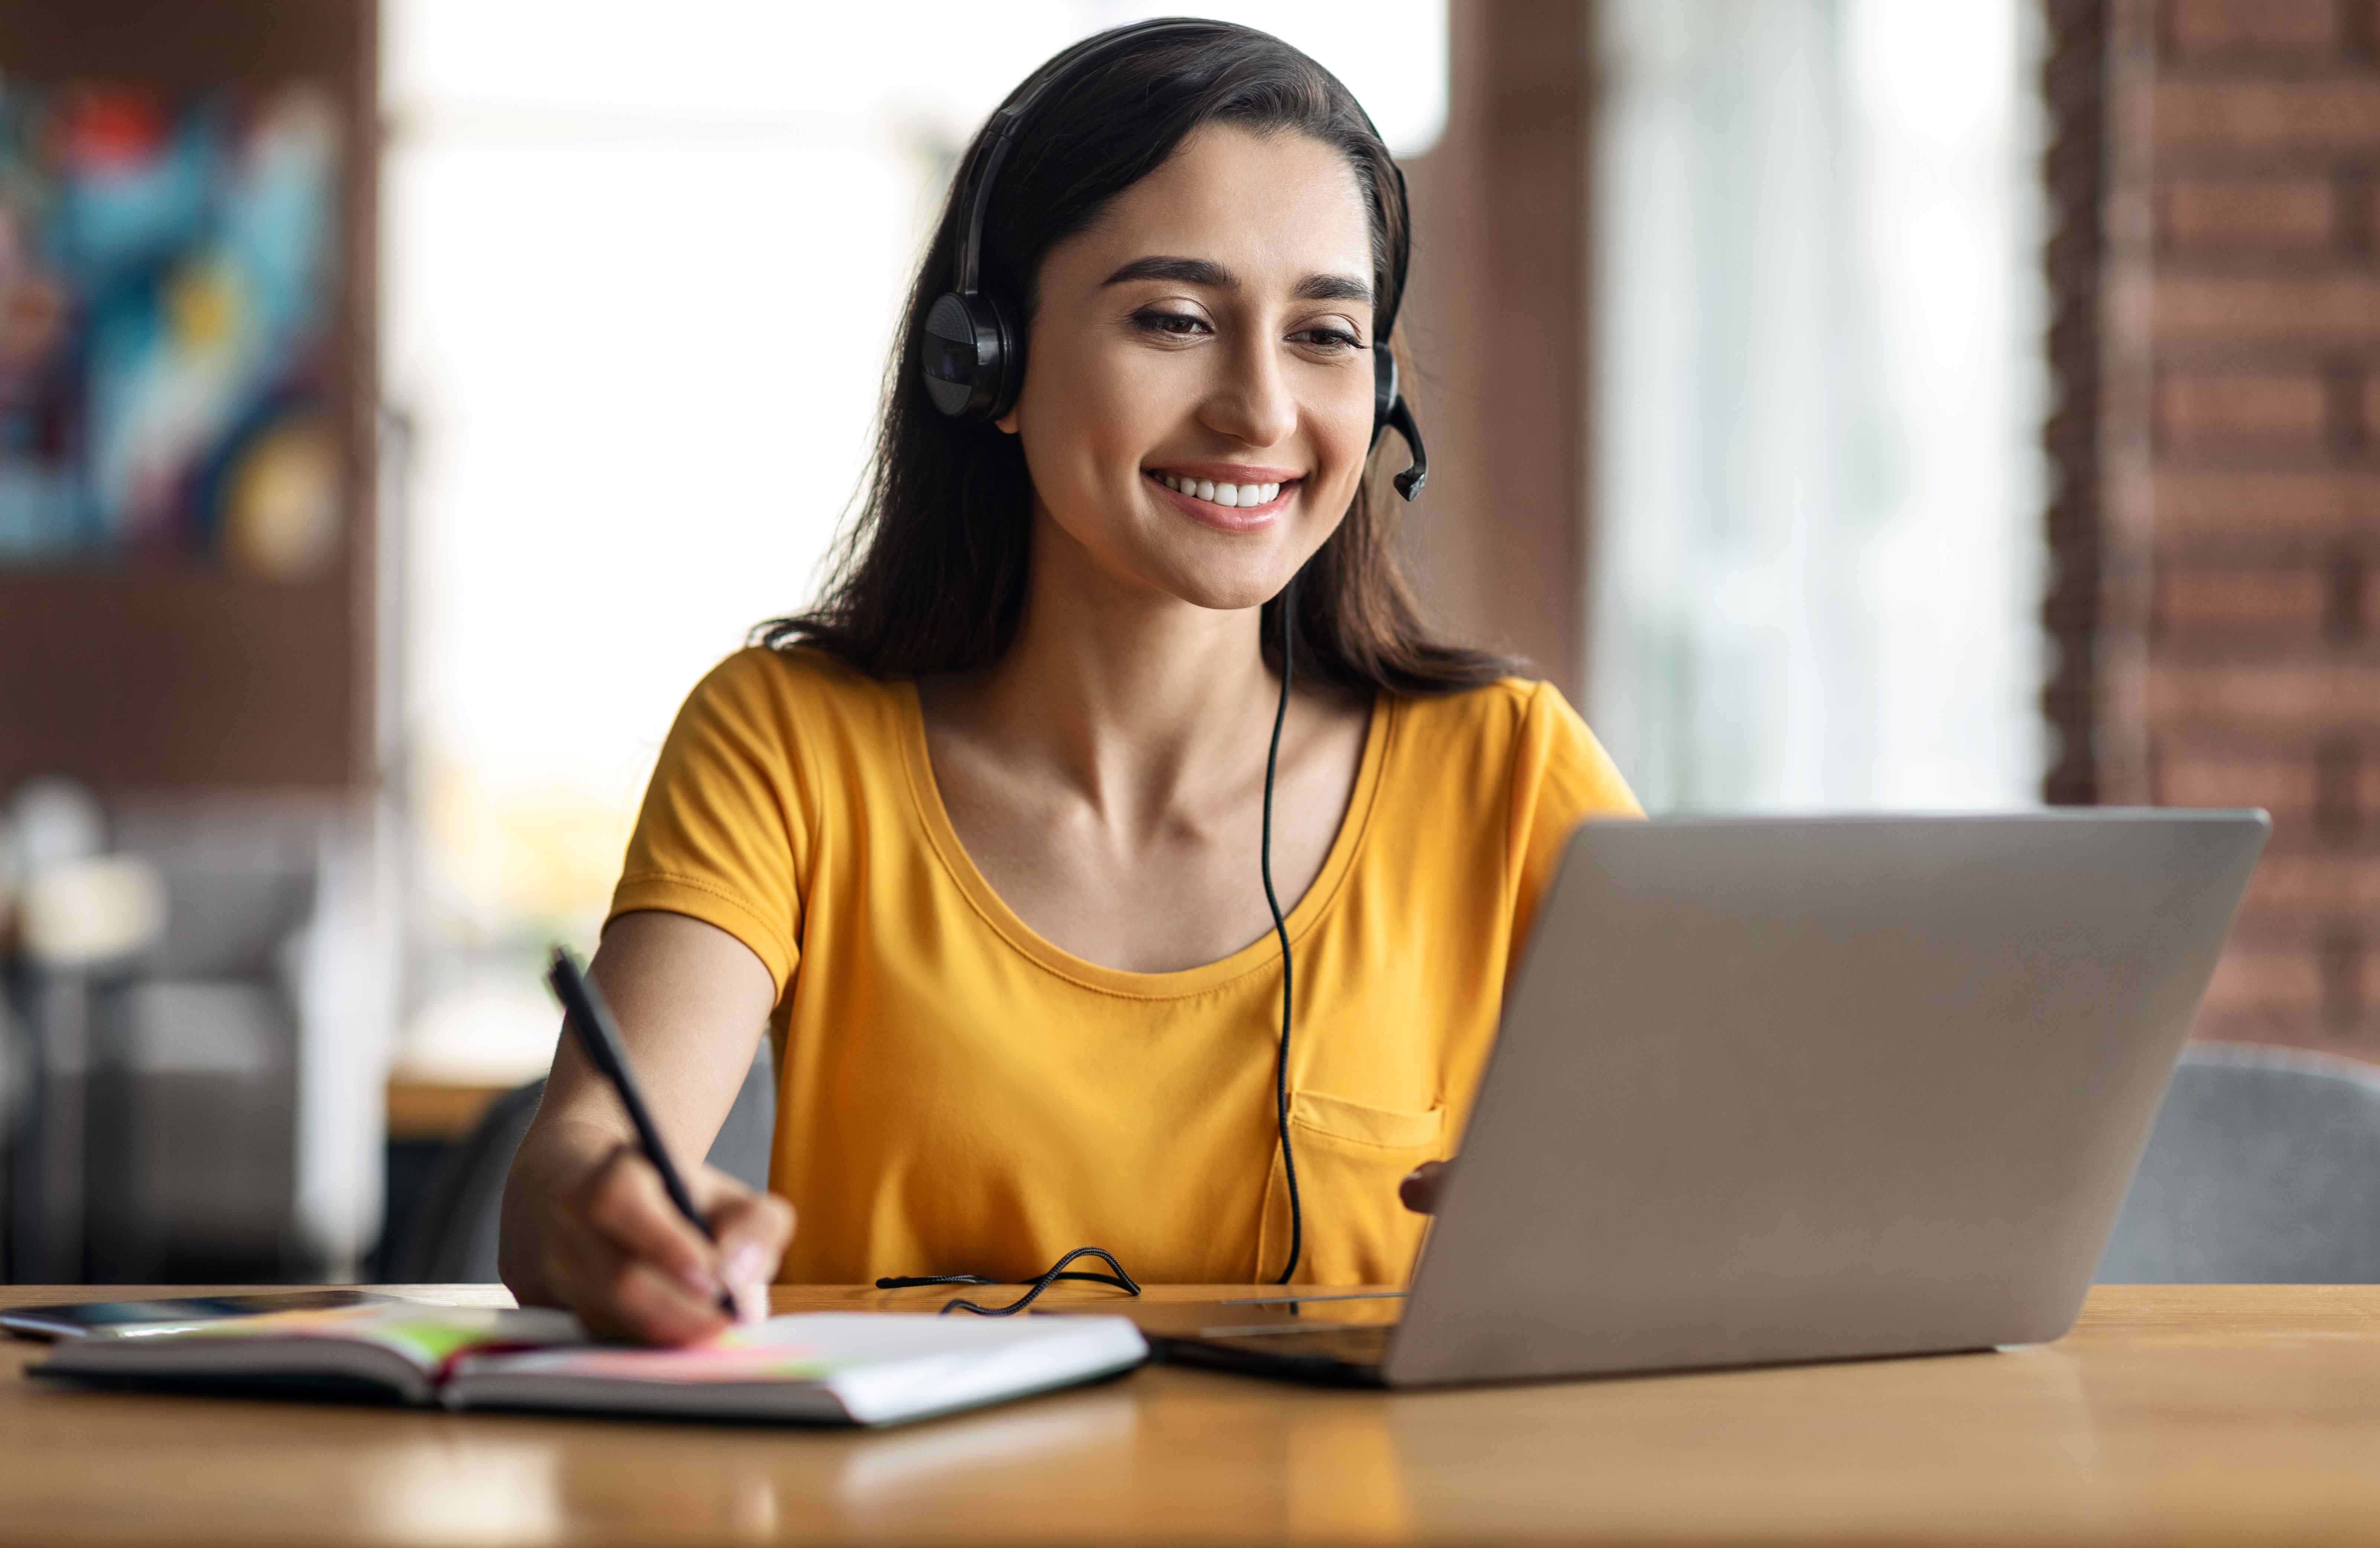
[759,20,1519,697]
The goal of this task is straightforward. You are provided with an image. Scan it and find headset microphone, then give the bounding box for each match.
[1371,346,1427,500]
[918,20,1428,502]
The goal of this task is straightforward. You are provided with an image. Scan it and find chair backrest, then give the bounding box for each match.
[390,1042,776,1284]
[2097,1044,2380,1283]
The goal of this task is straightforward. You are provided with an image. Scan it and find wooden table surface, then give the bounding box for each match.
[4,1282,2379,1546]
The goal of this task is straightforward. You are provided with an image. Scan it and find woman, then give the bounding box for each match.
[499,20,1638,1345]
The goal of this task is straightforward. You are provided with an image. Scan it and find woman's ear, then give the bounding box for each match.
[994,406,1020,435]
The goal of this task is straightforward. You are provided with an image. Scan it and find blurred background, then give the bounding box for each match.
[0,0,2364,1283]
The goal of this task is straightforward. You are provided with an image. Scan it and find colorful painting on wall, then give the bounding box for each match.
[0,83,341,578]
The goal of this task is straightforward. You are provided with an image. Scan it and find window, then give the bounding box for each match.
[1592,0,2046,811]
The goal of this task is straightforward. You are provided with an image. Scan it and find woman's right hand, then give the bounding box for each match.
[527,1130,795,1345]
[497,912,789,1344]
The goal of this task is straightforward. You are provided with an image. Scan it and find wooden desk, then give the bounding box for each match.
[4,1283,2379,1545]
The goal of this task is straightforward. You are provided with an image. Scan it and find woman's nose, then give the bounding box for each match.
[1200,339,1298,449]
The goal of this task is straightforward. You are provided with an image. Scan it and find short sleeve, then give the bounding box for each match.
[608,650,813,996]
[1505,681,1642,981]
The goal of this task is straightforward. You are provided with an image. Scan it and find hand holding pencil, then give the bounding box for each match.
[503,938,794,1345]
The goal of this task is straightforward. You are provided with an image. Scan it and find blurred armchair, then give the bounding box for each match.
[2098,1045,2380,1284]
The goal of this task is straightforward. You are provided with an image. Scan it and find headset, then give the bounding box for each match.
[883,21,1426,1313]
[915,18,1429,500]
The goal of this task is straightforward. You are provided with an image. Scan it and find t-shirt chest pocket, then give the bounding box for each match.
[1261,1089,1446,1286]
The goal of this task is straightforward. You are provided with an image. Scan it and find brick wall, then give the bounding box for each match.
[2107,0,2380,1052]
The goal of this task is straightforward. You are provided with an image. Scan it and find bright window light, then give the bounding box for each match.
[1591,0,2045,812]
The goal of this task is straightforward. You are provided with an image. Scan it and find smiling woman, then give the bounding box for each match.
[773,25,1452,692]
[497,19,1641,1345]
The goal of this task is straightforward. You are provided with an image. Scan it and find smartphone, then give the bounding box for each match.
[0,1290,401,1341]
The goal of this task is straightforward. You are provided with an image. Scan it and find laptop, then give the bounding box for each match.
[1141,811,2268,1386]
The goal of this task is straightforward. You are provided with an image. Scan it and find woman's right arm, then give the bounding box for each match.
[498,909,794,1345]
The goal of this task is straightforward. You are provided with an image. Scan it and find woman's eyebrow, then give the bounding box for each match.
[1292,273,1373,305]
[1100,255,1374,306]
[1102,255,1234,289]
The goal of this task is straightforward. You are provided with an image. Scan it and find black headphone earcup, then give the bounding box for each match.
[919,290,1021,422]
[979,292,1025,423]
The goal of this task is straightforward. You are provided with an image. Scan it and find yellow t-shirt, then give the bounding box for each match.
[609,645,1640,1285]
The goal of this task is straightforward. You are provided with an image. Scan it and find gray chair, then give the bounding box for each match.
[2097,1045,2380,1283]
[390,1042,776,1283]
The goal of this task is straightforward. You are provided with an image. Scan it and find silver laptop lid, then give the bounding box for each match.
[1386,811,2267,1387]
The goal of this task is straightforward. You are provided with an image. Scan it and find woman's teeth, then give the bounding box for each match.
[1155,473,1283,509]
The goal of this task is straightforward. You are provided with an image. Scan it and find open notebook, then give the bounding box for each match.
[31,1303,1148,1427]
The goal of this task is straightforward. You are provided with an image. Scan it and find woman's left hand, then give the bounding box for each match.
[1400,1160,1447,1214]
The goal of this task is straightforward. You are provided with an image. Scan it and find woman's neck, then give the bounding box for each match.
[926,516,1284,825]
